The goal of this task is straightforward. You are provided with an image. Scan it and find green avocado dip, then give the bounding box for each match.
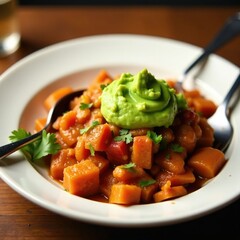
[100,69,187,129]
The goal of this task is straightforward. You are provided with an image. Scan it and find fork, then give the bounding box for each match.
[175,12,240,92]
[208,73,240,152]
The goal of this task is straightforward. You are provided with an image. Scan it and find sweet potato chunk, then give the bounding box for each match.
[187,147,226,178]
[87,154,110,175]
[100,169,118,198]
[44,87,73,111]
[75,136,90,161]
[197,118,214,147]
[59,124,81,147]
[140,181,159,204]
[169,168,196,186]
[113,165,146,183]
[155,150,185,174]
[153,180,187,202]
[191,97,217,118]
[50,148,77,180]
[34,117,46,132]
[131,135,153,169]
[109,184,141,205]
[59,110,76,131]
[63,160,100,197]
[84,123,112,151]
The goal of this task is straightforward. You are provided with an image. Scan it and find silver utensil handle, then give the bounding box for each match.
[184,12,240,76]
[0,131,42,160]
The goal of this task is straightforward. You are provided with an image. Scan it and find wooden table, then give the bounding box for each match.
[1,6,240,238]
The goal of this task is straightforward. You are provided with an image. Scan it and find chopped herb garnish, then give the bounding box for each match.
[80,102,93,110]
[119,129,129,135]
[171,143,184,153]
[89,144,95,156]
[80,120,100,135]
[165,153,171,159]
[114,129,133,144]
[9,129,60,161]
[100,84,108,90]
[121,162,136,172]
[139,179,156,188]
[147,130,162,144]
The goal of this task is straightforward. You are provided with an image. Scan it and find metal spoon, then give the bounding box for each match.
[0,89,84,160]
[208,73,240,152]
[175,12,240,92]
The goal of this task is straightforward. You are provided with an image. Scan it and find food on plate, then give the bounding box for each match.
[101,69,187,129]
[10,69,227,205]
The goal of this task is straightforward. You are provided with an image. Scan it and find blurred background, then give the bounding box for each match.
[18,0,240,6]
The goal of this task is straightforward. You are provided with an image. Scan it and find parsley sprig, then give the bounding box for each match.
[9,129,60,161]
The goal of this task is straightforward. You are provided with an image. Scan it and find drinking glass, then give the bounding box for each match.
[0,0,20,57]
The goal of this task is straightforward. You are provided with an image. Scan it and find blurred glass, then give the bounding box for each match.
[0,0,20,57]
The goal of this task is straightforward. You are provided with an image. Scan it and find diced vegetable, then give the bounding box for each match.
[59,124,81,147]
[109,184,142,205]
[87,154,109,175]
[112,164,146,182]
[153,180,187,202]
[197,118,214,147]
[106,140,129,166]
[84,123,112,151]
[59,110,77,131]
[131,135,153,169]
[191,97,217,118]
[169,168,196,186]
[100,169,118,198]
[44,87,73,111]
[63,159,100,197]
[50,148,77,180]
[155,150,185,174]
[75,136,90,161]
[187,147,226,178]
[34,117,46,132]
[139,179,159,203]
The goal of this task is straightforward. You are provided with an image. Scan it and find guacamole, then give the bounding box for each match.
[100,69,187,129]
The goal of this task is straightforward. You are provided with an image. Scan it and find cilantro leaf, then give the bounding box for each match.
[80,120,100,135]
[89,144,95,156]
[100,84,108,90]
[119,129,129,135]
[9,128,35,160]
[120,162,136,172]
[32,130,60,160]
[147,130,162,144]
[171,143,184,153]
[80,102,93,110]
[9,129,60,161]
[139,179,156,188]
[114,129,133,144]
[165,153,171,159]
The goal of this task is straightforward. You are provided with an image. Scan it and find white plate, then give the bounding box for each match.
[0,34,239,227]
